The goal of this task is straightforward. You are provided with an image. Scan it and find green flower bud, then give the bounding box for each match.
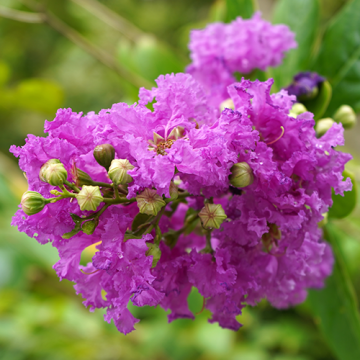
[75,185,103,211]
[289,103,307,118]
[219,98,235,112]
[72,167,93,187]
[108,159,135,185]
[82,218,99,235]
[229,162,254,188]
[199,203,227,229]
[39,159,60,182]
[315,118,335,137]
[21,191,48,215]
[93,144,115,170]
[40,160,67,186]
[136,188,166,216]
[333,105,357,129]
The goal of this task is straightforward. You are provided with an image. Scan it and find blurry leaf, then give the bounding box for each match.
[0,61,10,87]
[272,0,320,88]
[117,35,185,85]
[312,0,360,114]
[308,222,360,360]
[209,0,227,22]
[225,0,256,22]
[15,79,64,114]
[131,213,153,232]
[329,170,357,219]
[302,80,332,120]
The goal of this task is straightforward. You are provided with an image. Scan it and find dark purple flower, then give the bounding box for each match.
[285,71,325,101]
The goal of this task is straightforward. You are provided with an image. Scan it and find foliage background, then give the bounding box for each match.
[1,0,360,359]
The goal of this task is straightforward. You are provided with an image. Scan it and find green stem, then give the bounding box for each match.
[102,197,136,205]
[64,180,80,193]
[91,181,113,188]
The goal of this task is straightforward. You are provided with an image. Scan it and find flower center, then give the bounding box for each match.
[156,139,174,156]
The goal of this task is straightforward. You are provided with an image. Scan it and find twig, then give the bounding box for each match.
[18,0,153,89]
[0,6,44,23]
[71,0,143,42]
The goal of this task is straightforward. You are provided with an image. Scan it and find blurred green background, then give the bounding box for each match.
[1,0,360,359]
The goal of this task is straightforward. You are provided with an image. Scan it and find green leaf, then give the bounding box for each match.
[15,79,64,114]
[225,0,256,22]
[146,243,162,268]
[312,0,360,115]
[302,80,332,120]
[308,223,360,360]
[131,213,153,232]
[117,35,185,85]
[329,170,357,219]
[272,0,320,88]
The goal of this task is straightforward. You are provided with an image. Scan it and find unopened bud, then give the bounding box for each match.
[75,185,103,211]
[333,105,357,129]
[73,168,93,187]
[21,191,48,215]
[229,162,254,188]
[93,144,115,170]
[136,188,166,216]
[220,98,235,112]
[108,159,134,185]
[315,118,335,136]
[39,159,60,182]
[82,218,99,235]
[289,103,307,118]
[40,160,67,186]
[199,203,227,229]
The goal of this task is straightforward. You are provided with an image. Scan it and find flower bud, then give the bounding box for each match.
[136,188,166,216]
[40,160,67,186]
[82,218,99,235]
[333,105,357,129]
[108,159,134,185]
[199,203,227,229]
[21,191,48,215]
[220,98,235,112]
[75,185,103,211]
[315,118,335,137]
[72,167,93,187]
[289,103,307,118]
[93,144,115,170]
[39,159,60,182]
[229,162,254,188]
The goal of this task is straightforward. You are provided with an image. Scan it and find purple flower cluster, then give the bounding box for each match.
[187,12,297,106]
[10,15,351,335]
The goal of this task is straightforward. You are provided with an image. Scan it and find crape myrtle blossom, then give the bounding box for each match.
[11,72,351,334]
[187,12,297,106]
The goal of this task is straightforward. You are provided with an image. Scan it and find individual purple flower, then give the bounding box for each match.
[285,71,325,101]
[187,12,297,106]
